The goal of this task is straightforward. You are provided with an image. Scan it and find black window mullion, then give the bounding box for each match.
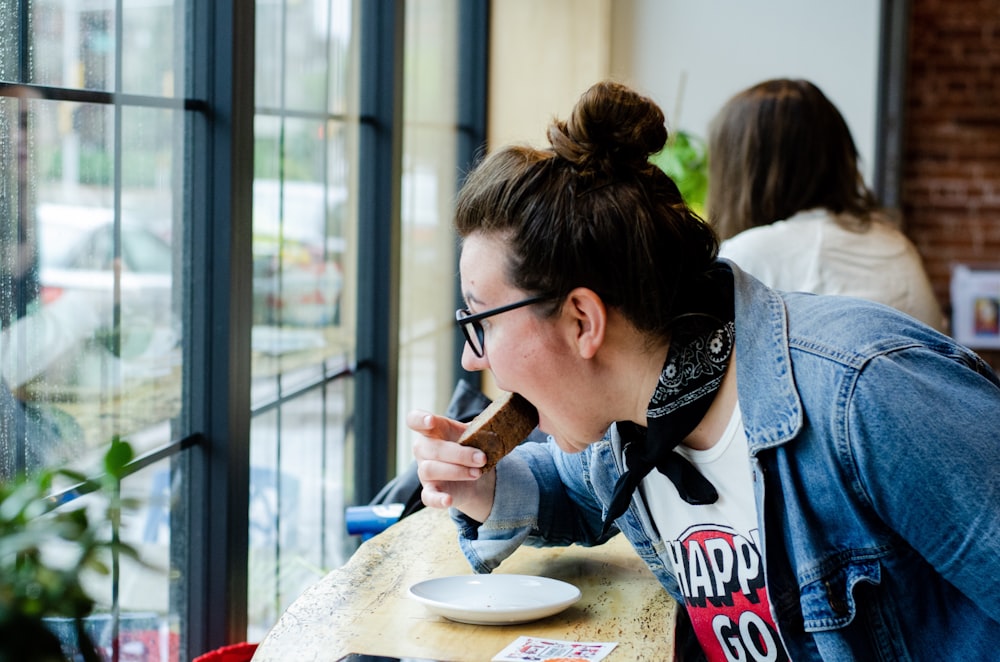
[354,0,404,504]
[453,0,489,390]
[181,0,256,657]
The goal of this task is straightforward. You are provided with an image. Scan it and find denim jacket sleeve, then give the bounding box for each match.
[451,435,616,573]
[843,340,1000,624]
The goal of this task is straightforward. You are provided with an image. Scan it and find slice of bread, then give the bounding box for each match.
[457,391,539,472]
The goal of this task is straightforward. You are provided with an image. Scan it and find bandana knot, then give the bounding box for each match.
[600,264,735,537]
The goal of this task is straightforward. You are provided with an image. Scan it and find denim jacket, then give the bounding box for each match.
[453,262,1000,660]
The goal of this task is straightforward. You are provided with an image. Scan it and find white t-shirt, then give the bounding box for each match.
[719,208,946,332]
[641,404,790,662]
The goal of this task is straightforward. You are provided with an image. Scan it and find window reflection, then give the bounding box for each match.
[2,2,185,654]
[1,94,182,473]
[0,85,52,479]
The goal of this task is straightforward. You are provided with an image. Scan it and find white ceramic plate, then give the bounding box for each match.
[407,574,582,625]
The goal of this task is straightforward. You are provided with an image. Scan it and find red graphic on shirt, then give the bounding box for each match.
[667,525,789,662]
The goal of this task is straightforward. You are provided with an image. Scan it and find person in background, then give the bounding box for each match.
[407,80,1000,660]
[0,85,62,479]
[706,78,946,332]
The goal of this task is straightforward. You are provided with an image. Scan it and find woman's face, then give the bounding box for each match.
[458,232,610,452]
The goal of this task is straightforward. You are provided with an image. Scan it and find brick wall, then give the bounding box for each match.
[903,0,1000,368]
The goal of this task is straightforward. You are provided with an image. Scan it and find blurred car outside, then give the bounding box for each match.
[37,203,174,327]
[26,203,179,391]
[252,179,345,328]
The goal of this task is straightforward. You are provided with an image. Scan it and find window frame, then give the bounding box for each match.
[0,0,488,656]
[180,0,257,653]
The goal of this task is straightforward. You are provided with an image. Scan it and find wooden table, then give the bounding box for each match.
[254,506,677,661]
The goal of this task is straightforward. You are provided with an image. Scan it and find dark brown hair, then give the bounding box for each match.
[705,78,879,240]
[454,80,719,340]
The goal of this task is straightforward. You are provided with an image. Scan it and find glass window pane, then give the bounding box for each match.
[117,458,181,661]
[327,0,355,116]
[7,100,182,471]
[0,1,23,79]
[122,0,180,97]
[250,0,359,641]
[248,407,280,639]
[3,2,188,655]
[254,0,285,109]
[403,0,459,126]
[31,1,117,91]
[29,1,180,95]
[41,458,179,662]
[283,1,334,114]
[247,379,353,641]
[396,0,460,471]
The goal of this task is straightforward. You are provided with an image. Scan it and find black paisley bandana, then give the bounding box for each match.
[601,265,735,536]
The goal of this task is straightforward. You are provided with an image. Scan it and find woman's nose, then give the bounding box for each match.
[460,343,488,372]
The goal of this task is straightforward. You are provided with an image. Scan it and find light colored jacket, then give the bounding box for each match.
[453,262,1000,661]
[719,209,946,332]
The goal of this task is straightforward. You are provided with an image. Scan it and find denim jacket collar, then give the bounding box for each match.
[728,259,804,452]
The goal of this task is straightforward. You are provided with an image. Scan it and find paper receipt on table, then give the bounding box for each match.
[491,636,618,662]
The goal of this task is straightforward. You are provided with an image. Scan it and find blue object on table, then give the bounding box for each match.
[346,503,404,539]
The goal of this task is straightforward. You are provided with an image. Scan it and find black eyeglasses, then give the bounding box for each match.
[455,295,552,358]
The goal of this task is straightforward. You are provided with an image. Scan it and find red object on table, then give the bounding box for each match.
[192,641,258,662]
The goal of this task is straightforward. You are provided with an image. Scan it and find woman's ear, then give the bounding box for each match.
[564,287,606,359]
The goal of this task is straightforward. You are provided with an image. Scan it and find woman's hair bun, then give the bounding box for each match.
[547,80,668,176]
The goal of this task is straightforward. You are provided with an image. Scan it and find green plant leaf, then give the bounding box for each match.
[0,436,141,633]
[103,436,135,479]
[650,129,708,215]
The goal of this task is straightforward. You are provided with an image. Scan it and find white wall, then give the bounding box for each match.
[610,0,881,185]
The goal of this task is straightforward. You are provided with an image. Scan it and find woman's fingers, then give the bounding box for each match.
[415,439,485,475]
[406,409,468,442]
[420,470,495,521]
[408,410,485,473]
[421,484,453,509]
[406,409,494,519]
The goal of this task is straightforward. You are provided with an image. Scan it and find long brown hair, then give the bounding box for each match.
[454,80,719,340]
[706,78,878,240]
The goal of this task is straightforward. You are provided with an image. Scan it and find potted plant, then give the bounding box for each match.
[0,436,136,662]
[650,129,708,217]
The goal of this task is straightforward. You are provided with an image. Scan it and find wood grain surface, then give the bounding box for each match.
[254,506,676,661]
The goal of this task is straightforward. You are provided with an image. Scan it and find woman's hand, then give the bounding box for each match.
[406,409,497,523]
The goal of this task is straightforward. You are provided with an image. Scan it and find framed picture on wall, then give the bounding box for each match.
[951,264,1000,349]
